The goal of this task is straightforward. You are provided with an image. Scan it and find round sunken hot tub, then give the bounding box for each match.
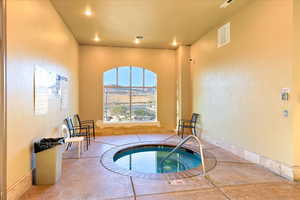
[100,141,217,180]
[114,145,201,174]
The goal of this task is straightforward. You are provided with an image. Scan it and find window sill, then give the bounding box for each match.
[102,121,160,128]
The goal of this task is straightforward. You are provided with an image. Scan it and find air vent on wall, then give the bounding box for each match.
[136,36,144,40]
[217,22,231,48]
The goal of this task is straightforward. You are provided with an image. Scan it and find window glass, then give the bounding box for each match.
[103,66,157,122]
[103,68,117,86]
[145,70,156,87]
[104,87,130,122]
[118,66,130,87]
[131,67,143,87]
[131,88,156,122]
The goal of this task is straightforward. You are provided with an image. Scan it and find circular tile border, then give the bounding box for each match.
[100,141,217,180]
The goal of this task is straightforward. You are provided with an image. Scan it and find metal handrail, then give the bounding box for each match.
[160,135,206,175]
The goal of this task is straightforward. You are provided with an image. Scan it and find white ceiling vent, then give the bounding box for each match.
[217,22,231,48]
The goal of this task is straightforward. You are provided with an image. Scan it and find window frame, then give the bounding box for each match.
[103,66,158,123]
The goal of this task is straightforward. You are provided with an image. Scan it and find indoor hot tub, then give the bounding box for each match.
[101,141,216,180]
[113,145,201,174]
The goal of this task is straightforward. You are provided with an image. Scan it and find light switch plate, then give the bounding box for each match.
[283,110,289,117]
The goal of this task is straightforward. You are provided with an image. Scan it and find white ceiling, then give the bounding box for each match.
[51,0,250,49]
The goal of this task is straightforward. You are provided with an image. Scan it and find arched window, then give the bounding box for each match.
[103,66,157,122]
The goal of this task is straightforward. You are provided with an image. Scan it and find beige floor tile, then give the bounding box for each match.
[20,184,60,200]
[220,182,300,200]
[95,134,140,145]
[132,176,213,196]
[199,140,219,150]
[22,158,133,200]
[136,188,228,200]
[185,139,219,150]
[205,148,249,163]
[63,142,113,159]
[164,135,182,143]
[21,134,296,200]
[23,190,41,200]
[164,135,218,150]
[207,162,287,187]
[136,133,174,142]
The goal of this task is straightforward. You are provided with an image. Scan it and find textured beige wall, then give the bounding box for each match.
[176,46,191,121]
[7,0,79,188]
[191,0,294,165]
[79,46,177,129]
[292,0,300,166]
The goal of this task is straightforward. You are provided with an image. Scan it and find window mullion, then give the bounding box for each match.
[129,66,132,121]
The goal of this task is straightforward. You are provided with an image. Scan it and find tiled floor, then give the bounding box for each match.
[21,133,300,200]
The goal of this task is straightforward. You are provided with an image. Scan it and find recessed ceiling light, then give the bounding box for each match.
[172,40,178,46]
[84,7,93,16]
[134,39,140,44]
[94,34,100,42]
[134,36,143,44]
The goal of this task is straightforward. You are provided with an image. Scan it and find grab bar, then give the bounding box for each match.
[160,135,206,175]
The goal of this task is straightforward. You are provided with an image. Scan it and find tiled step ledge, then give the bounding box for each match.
[95,127,175,136]
[202,135,300,181]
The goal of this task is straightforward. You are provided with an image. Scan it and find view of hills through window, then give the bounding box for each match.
[103,66,157,122]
